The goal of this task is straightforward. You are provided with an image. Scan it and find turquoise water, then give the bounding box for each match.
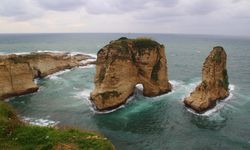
[1,33,250,149]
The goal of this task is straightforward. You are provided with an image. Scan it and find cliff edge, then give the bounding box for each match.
[0,52,94,100]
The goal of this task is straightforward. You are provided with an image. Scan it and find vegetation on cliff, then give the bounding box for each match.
[107,37,162,55]
[0,101,114,150]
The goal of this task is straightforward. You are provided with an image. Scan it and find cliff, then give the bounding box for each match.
[90,37,172,111]
[184,46,229,113]
[0,52,94,100]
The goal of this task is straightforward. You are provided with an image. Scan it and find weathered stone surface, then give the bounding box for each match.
[184,46,229,113]
[90,37,172,111]
[0,52,94,100]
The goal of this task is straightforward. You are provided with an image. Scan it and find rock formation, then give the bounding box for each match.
[90,37,172,111]
[0,52,94,100]
[184,46,229,113]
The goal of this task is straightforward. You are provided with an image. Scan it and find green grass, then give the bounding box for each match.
[213,52,221,63]
[212,46,224,63]
[133,37,160,50]
[98,91,121,100]
[109,37,161,55]
[0,101,114,150]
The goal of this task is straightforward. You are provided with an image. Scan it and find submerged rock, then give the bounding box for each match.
[184,46,229,113]
[0,52,94,100]
[90,37,172,111]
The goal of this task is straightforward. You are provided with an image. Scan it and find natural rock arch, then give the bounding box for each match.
[90,38,172,111]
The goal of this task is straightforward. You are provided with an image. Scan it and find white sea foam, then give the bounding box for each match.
[12,52,30,55]
[169,80,184,88]
[37,50,64,53]
[22,116,59,127]
[80,58,95,64]
[45,69,71,79]
[186,84,235,116]
[0,52,31,55]
[135,84,144,91]
[73,90,92,99]
[79,64,95,69]
[90,80,185,114]
[2,50,97,59]
[84,53,97,59]
[38,50,97,59]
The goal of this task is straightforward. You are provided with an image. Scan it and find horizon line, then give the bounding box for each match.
[0,32,249,38]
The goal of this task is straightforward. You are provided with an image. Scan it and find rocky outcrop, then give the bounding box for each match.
[0,52,94,100]
[184,46,229,113]
[90,37,172,111]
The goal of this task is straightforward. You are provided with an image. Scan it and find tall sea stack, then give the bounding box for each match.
[184,46,229,113]
[90,37,172,111]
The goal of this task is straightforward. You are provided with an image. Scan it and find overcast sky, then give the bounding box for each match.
[0,0,249,36]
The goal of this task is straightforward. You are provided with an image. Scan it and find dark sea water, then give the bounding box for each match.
[1,33,250,150]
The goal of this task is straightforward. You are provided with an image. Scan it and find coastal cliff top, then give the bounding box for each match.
[0,52,93,62]
[0,101,115,149]
[98,37,163,55]
[97,37,164,63]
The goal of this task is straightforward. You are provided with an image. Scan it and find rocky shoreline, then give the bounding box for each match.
[0,52,95,100]
[0,39,230,114]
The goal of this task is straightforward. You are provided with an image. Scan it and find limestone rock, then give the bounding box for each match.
[90,37,172,111]
[0,52,94,100]
[184,46,229,113]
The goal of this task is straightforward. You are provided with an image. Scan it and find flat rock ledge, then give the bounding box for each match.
[0,52,95,100]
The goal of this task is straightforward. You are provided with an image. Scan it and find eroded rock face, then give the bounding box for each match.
[90,38,172,111]
[184,46,229,113]
[0,52,94,100]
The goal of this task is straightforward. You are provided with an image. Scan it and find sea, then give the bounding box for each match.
[0,33,250,150]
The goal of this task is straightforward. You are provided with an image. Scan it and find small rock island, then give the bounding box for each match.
[0,52,94,100]
[184,46,230,113]
[90,37,172,111]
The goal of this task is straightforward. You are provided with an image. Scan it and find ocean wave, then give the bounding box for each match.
[80,59,95,65]
[79,64,95,69]
[45,69,71,79]
[186,84,235,116]
[36,50,97,59]
[169,80,184,88]
[0,50,97,60]
[73,90,92,99]
[22,116,59,127]
[87,80,185,114]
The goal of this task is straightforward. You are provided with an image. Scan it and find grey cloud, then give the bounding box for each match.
[185,0,221,15]
[0,0,42,21]
[84,0,179,14]
[36,0,85,11]
[35,0,179,14]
